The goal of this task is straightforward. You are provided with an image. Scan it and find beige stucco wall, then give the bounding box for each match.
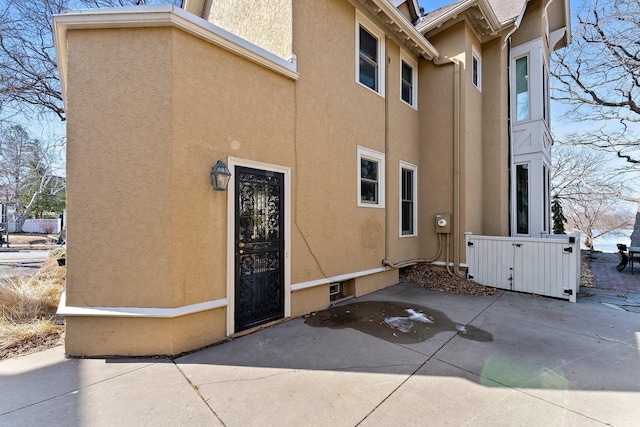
[512,0,544,47]
[419,57,454,260]
[64,0,421,356]
[420,19,514,260]
[64,0,523,356]
[64,25,298,355]
[462,25,483,238]
[208,0,292,59]
[481,36,510,236]
[65,309,226,357]
[420,22,466,262]
[66,28,175,309]
[292,0,388,278]
[385,42,422,263]
[291,285,329,318]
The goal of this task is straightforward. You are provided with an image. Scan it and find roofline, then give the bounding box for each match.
[364,0,440,59]
[417,0,572,48]
[416,0,517,35]
[53,4,299,107]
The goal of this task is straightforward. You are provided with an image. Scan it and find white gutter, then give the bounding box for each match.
[53,4,299,107]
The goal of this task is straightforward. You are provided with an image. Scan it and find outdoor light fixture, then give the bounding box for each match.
[211,160,231,191]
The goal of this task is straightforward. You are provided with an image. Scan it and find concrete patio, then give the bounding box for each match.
[2,278,639,426]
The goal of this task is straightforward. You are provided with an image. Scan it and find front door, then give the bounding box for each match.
[234,166,285,332]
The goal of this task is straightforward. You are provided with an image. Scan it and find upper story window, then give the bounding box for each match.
[356,13,385,96]
[543,62,550,124]
[357,146,385,208]
[515,56,529,121]
[400,54,418,109]
[359,27,378,90]
[472,47,481,91]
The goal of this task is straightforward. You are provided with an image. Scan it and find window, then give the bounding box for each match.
[516,164,529,235]
[401,61,413,104]
[472,48,481,91]
[356,14,385,95]
[543,63,550,125]
[357,146,385,208]
[515,56,529,121]
[400,162,417,236]
[543,164,550,233]
[400,54,417,108]
[359,27,378,90]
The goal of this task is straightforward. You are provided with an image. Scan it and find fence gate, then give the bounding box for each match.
[465,234,580,302]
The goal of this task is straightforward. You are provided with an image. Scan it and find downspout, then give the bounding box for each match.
[384,36,390,265]
[507,37,513,236]
[433,55,465,278]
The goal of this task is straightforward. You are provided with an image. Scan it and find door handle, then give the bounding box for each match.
[238,242,245,248]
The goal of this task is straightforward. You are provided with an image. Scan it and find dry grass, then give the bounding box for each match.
[0,250,66,359]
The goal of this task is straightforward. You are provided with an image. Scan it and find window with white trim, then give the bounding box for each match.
[515,55,529,121]
[399,161,417,236]
[516,163,529,235]
[357,146,385,208]
[356,14,385,96]
[472,47,481,91]
[400,53,418,108]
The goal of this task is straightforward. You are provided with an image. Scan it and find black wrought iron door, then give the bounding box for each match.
[234,166,285,332]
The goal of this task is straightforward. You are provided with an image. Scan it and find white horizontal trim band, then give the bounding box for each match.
[57,291,228,318]
[291,267,391,291]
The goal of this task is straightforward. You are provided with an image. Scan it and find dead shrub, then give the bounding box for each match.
[0,250,66,359]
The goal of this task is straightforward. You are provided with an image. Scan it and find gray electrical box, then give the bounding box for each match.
[435,213,452,234]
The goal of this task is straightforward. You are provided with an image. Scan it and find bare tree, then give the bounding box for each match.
[0,123,65,232]
[551,145,635,250]
[0,0,181,121]
[552,0,640,245]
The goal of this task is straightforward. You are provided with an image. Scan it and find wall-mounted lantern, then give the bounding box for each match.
[211,160,231,191]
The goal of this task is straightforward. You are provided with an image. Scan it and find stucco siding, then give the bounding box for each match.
[66,28,175,308]
[511,0,544,47]
[481,37,510,236]
[170,29,296,308]
[462,25,484,238]
[292,0,387,279]
[208,0,292,59]
[386,41,422,263]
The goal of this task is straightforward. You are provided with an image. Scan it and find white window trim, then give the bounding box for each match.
[355,12,386,97]
[472,46,482,92]
[357,146,385,208]
[513,162,531,236]
[399,52,418,109]
[399,161,418,237]
[513,53,531,122]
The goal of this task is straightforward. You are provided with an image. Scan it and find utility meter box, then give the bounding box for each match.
[435,213,452,234]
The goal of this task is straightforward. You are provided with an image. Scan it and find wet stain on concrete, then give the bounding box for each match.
[305,300,493,344]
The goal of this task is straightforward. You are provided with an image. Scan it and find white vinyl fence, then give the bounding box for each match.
[465,233,581,302]
[7,218,62,234]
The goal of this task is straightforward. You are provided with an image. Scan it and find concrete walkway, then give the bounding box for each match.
[2,279,640,426]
